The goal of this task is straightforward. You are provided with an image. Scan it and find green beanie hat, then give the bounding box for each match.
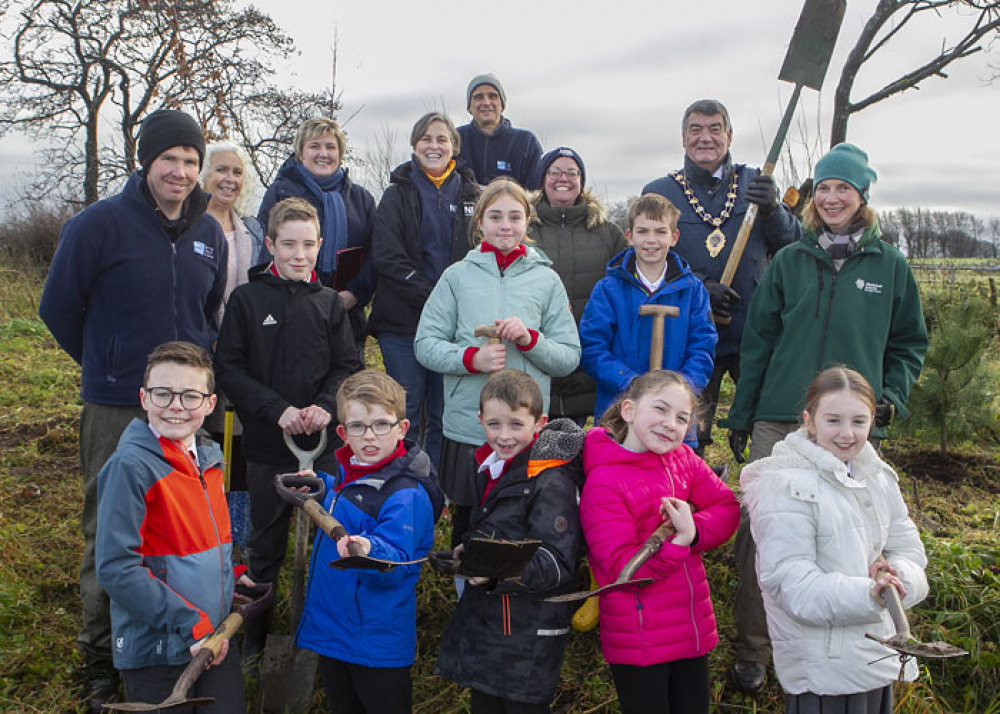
[814,142,877,202]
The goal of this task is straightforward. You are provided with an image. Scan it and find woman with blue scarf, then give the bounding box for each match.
[258,118,376,365]
[369,112,480,472]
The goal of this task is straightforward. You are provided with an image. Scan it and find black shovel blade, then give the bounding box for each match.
[544,577,655,604]
[778,0,847,91]
[329,555,428,572]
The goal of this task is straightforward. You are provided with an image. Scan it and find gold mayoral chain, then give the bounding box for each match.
[670,170,739,258]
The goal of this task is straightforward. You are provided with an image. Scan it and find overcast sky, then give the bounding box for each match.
[1,0,997,219]
[264,0,999,219]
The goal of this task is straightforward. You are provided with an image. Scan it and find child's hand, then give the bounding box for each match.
[337,290,358,310]
[466,576,490,587]
[232,573,257,604]
[278,406,305,434]
[337,534,371,558]
[300,405,331,434]
[661,497,696,547]
[190,634,228,667]
[495,317,531,347]
[871,571,908,604]
[472,343,506,373]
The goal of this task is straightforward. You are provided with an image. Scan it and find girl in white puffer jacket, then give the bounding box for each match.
[741,366,928,714]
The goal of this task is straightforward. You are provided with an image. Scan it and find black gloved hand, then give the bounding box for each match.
[705,280,742,320]
[729,430,749,464]
[874,397,894,428]
[745,172,778,217]
[428,550,460,574]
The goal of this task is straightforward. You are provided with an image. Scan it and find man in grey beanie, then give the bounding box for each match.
[456,73,543,189]
[39,108,226,712]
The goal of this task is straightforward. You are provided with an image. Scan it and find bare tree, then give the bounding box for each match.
[831,0,1000,145]
[0,0,302,205]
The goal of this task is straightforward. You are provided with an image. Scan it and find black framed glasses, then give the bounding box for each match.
[344,419,399,437]
[546,168,580,179]
[145,387,211,410]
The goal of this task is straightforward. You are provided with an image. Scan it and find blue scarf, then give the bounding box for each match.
[293,164,347,274]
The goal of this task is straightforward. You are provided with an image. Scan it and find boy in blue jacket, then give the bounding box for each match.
[579,194,716,444]
[297,370,443,714]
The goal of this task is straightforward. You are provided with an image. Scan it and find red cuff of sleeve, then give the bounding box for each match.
[191,611,213,641]
[233,564,248,580]
[463,346,481,374]
[516,329,539,352]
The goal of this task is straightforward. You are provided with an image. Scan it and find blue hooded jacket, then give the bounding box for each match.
[296,441,443,667]
[579,248,717,430]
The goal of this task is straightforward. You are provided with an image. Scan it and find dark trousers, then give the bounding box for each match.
[120,644,245,714]
[378,332,443,470]
[470,689,550,714]
[317,656,411,714]
[696,352,740,450]
[609,656,710,714]
[245,454,336,583]
[732,420,797,662]
[78,402,146,675]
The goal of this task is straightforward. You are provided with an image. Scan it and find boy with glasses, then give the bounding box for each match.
[215,197,359,661]
[95,341,254,711]
[296,370,443,714]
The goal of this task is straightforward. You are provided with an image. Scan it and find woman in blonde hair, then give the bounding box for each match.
[258,117,376,363]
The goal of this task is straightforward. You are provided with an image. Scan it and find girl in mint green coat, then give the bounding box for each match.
[414,178,580,545]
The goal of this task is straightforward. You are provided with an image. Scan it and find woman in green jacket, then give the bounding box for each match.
[720,143,928,690]
[722,143,927,460]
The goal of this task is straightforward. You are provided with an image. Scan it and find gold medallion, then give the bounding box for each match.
[706,227,726,258]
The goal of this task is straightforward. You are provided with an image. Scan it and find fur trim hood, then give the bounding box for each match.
[530,188,609,230]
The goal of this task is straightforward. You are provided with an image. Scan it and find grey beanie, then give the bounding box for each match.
[466,73,506,109]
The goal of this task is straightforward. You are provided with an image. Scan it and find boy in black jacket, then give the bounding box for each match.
[435,370,584,713]
[215,197,359,656]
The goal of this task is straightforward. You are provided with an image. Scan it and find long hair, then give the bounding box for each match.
[470,178,534,246]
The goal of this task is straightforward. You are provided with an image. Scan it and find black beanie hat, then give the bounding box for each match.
[137,109,206,170]
[535,146,586,189]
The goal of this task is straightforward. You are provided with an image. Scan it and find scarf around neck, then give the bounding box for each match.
[293,164,348,275]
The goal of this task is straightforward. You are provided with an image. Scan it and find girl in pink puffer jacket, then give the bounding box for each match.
[580,370,739,714]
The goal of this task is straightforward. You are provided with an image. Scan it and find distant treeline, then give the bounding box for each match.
[878,208,1000,260]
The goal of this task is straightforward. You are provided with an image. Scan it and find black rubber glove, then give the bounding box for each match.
[729,430,749,464]
[705,280,742,320]
[874,397,895,428]
[428,550,460,574]
[745,172,778,217]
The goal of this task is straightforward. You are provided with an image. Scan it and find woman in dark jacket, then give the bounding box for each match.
[528,147,626,423]
[369,112,479,472]
[258,117,375,364]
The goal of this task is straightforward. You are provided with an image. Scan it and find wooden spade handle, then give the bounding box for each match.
[878,574,912,640]
[303,499,365,557]
[617,522,675,583]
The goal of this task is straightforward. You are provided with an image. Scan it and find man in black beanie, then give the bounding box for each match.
[39,108,226,712]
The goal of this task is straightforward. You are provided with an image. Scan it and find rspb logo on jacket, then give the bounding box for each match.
[855,278,883,295]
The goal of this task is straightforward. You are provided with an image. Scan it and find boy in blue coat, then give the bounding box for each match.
[297,370,443,714]
[579,194,716,444]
